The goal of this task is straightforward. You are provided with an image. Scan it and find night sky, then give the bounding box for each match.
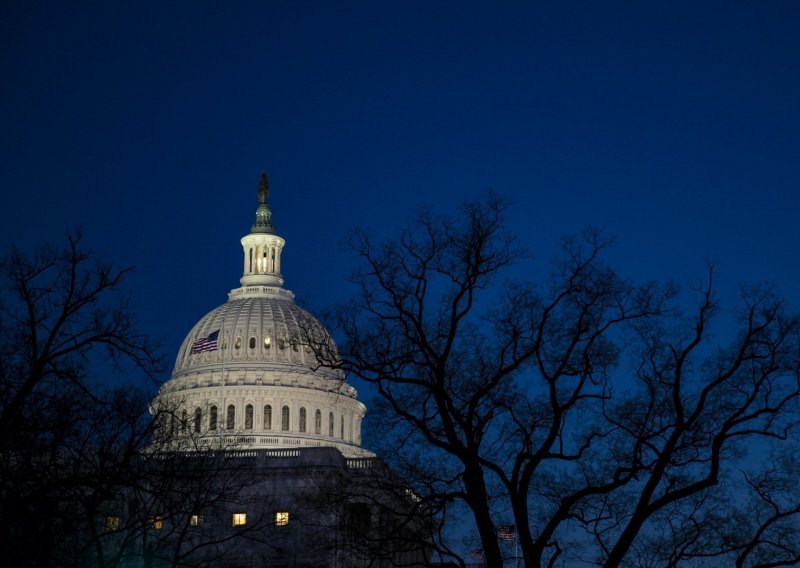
[2,2,799,394]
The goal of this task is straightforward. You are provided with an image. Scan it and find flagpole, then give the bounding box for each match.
[221,319,225,450]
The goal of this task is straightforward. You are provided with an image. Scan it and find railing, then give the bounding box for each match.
[346,458,376,469]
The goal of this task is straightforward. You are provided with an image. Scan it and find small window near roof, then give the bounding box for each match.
[232,513,247,527]
[275,511,289,526]
[190,514,203,526]
[148,516,164,530]
[105,516,120,531]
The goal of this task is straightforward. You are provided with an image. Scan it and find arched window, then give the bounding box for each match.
[245,404,253,429]
[249,337,256,349]
[226,404,235,430]
[314,410,321,434]
[329,412,334,437]
[194,408,202,433]
[299,407,306,432]
[209,406,218,431]
[264,405,272,430]
[340,415,344,439]
[281,406,290,431]
[181,409,188,434]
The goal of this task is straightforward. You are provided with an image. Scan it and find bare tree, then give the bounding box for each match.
[323,194,800,567]
[0,230,163,565]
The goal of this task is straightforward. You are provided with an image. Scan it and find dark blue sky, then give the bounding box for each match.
[2,1,799,382]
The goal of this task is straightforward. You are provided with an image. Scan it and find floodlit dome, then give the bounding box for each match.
[173,294,341,381]
[154,174,371,458]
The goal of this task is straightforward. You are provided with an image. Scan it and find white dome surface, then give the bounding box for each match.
[173,291,341,381]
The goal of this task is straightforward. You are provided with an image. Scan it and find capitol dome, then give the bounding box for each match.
[154,174,372,458]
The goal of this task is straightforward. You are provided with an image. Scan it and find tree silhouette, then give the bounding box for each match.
[324,194,800,567]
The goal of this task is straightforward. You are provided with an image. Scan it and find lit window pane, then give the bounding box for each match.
[148,516,164,530]
[232,513,247,527]
[190,514,203,526]
[105,516,120,531]
[275,511,289,526]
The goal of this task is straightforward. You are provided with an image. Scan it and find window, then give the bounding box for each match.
[275,511,289,526]
[281,406,290,431]
[190,514,203,527]
[148,516,164,530]
[340,416,344,439]
[181,409,188,434]
[105,516,120,531]
[226,404,235,430]
[299,407,306,432]
[194,407,202,433]
[235,337,241,350]
[314,410,321,434]
[245,404,253,429]
[329,412,334,437]
[264,405,272,430]
[209,406,218,430]
[249,336,256,349]
[264,336,271,348]
[232,513,247,527]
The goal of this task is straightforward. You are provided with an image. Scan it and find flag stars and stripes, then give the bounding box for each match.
[192,330,220,354]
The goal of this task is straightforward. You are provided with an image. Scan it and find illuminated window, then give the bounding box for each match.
[275,511,289,526]
[281,406,290,431]
[245,404,253,429]
[264,405,272,429]
[299,407,306,432]
[235,337,241,350]
[148,516,164,530]
[314,410,321,434]
[264,336,271,349]
[105,516,120,531]
[232,513,247,527]
[190,514,203,526]
[209,406,217,430]
[226,404,235,429]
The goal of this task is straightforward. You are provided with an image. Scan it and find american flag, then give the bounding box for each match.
[191,329,220,354]
[497,524,516,541]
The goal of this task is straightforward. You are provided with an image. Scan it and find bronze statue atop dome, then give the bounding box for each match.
[257,172,269,204]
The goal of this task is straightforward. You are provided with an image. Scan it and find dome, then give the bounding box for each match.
[173,291,342,381]
[153,174,371,458]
